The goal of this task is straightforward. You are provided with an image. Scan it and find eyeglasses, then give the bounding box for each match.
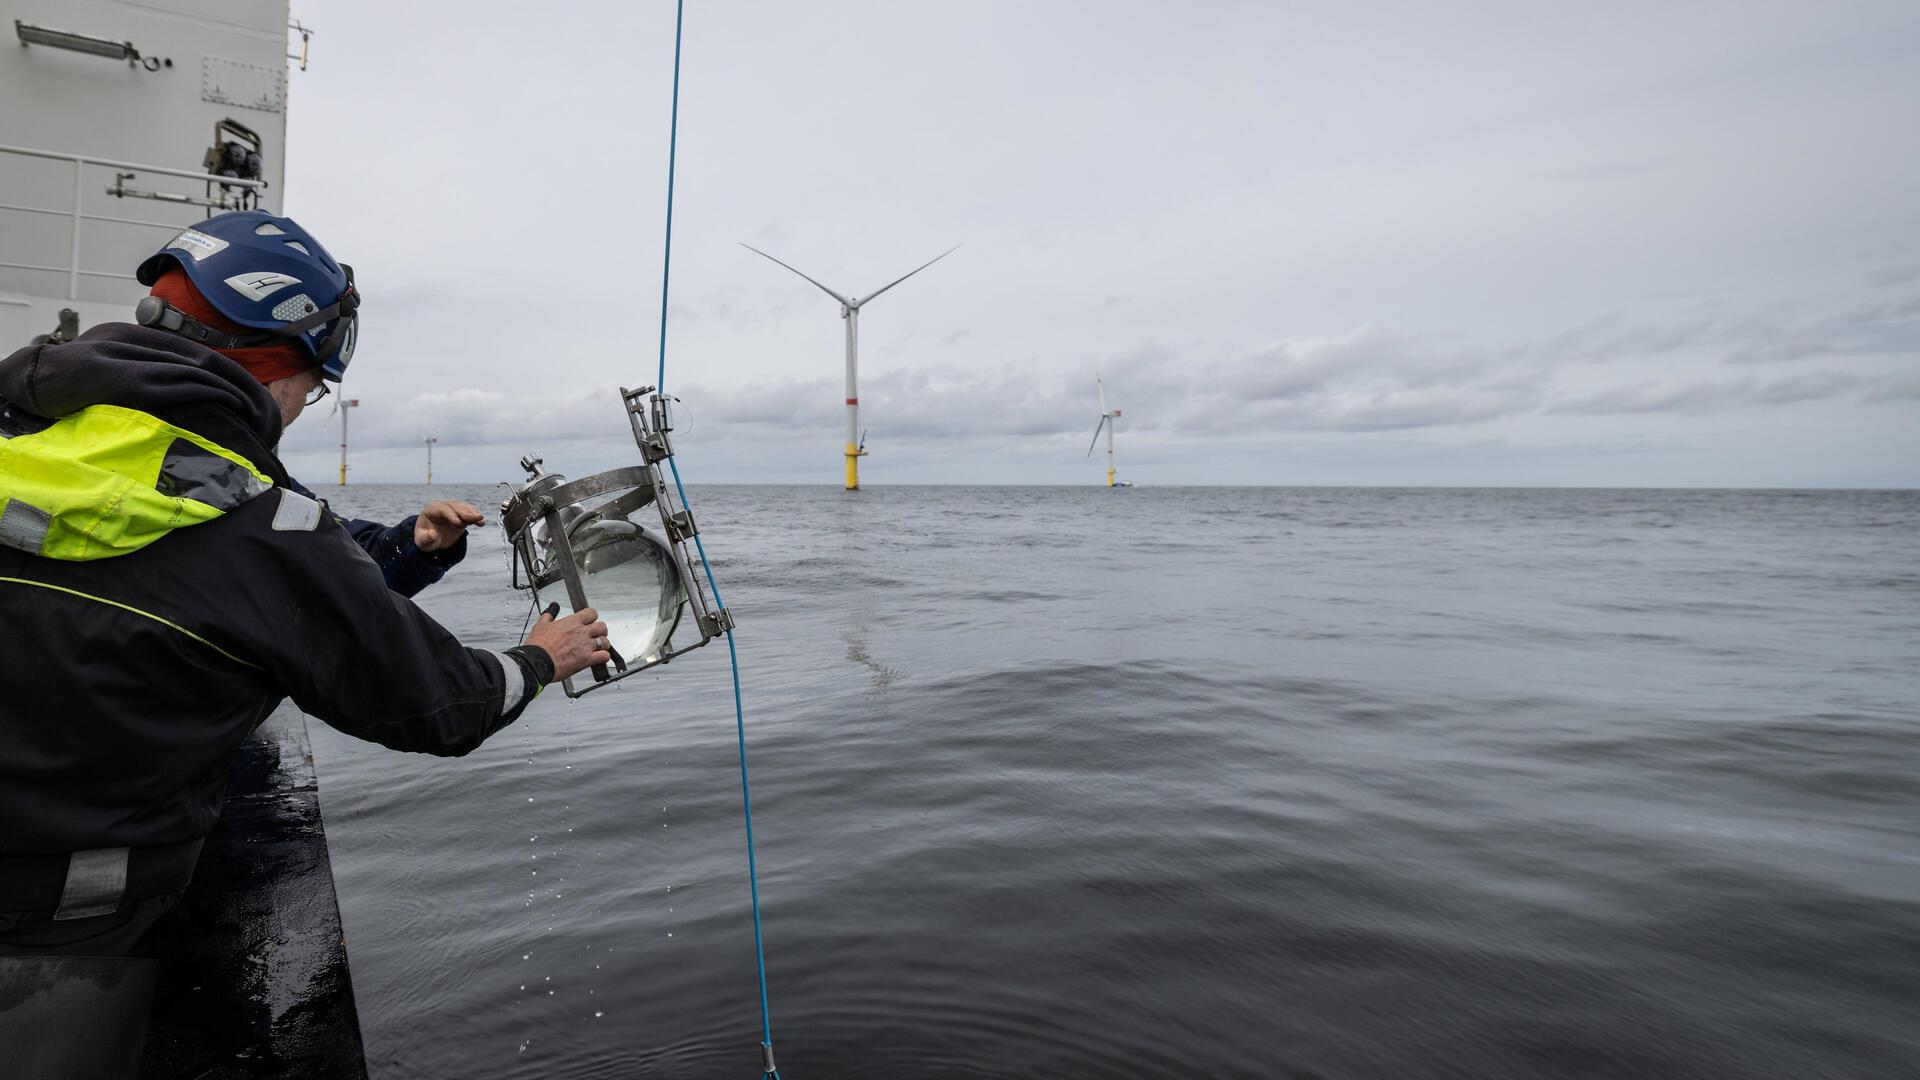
[305,382,330,406]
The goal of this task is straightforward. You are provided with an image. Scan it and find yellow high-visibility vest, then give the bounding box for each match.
[0,404,270,561]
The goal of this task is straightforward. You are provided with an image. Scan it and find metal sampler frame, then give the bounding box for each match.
[500,386,733,698]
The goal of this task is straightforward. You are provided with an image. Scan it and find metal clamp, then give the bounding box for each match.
[638,433,673,464]
[664,508,698,543]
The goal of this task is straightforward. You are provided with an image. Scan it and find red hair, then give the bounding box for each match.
[148,266,313,385]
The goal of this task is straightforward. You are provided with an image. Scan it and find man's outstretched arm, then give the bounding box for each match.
[285,476,481,597]
[238,488,608,755]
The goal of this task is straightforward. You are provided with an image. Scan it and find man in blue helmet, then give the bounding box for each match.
[0,211,611,1073]
[136,211,481,595]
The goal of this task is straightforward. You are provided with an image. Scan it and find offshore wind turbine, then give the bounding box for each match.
[742,242,960,490]
[1085,371,1130,488]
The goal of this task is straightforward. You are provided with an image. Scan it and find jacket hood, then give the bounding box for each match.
[0,325,288,561]
[0,322,284,452]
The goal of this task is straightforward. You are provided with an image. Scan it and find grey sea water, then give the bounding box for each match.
[303,484,1920,1079]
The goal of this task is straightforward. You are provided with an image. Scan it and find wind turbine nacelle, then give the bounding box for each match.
[1112,409,1122,418]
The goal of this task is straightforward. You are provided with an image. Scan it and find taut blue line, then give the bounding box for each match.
[651,0,781,1073]
[655,0,682,395]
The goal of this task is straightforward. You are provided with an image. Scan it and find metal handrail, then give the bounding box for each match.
[0,200,184,230]
[0,143,266,189]
[0,143,267,300]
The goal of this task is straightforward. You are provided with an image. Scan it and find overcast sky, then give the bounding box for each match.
[277,0,1920,486]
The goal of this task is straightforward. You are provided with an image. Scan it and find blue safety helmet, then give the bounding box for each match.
[135,211,360,382]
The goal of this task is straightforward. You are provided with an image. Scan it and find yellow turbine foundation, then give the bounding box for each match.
[845,442,866,490]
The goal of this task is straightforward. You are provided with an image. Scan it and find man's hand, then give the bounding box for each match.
[524,607,611,682]
[415,500,484,552]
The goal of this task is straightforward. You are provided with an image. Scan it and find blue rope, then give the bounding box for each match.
[652,1,781,1075]
[653,0,681,395]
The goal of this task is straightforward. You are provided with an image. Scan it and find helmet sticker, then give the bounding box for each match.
[224,271,302,301]
[166,229,230,262]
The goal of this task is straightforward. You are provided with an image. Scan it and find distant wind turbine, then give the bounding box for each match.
[741,242,960,490]
[1085,371,1131,488]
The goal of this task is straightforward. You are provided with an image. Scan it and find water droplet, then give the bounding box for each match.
[594,1011,604,1018]
[523,954,530,961]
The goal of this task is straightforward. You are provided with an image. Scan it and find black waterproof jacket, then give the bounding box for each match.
[0,325,549,856]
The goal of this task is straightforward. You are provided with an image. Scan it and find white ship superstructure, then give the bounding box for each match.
[2,0,294,347]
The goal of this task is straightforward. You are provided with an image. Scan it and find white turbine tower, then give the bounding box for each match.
[742,242,959,490]
[1085,372,1128,488]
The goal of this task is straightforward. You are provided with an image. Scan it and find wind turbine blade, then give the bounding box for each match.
[739,243,851,306]
[1085,414,1109,458]
[1096,371,1108,417]
[857,244,961,307]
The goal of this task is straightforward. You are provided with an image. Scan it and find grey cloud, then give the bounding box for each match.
[1204,327,1548,432]
[324,313,1904,463]
[1553,371,1860,416]
[296,296,1911,468]
[285,384,633,455]
[1520,294,1920,371]
[706,377,840,427]
[1552,379,1746,416]
[1751,370,1858,404]
[701,326,1551,441]
[1865,374,1920,402]
[1723,296,1920,365]
[1868,263,1920,288]
[1256,385,1545,433]
[1536,312,1718,364]
[670,286,802,334]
